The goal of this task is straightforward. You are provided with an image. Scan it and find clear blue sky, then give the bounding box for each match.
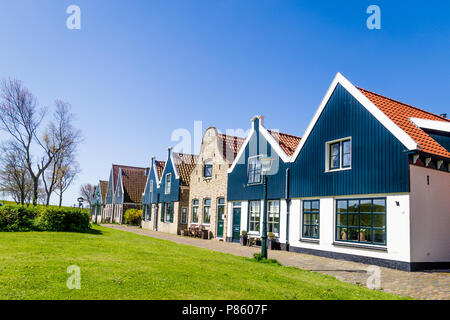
[0,0,449,205]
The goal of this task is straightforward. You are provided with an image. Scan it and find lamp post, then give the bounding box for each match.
[77,197,84,209]
[260,157,274,260]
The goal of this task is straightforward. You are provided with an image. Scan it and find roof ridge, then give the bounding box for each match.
[357,87,450,122]
[267,129,302,139]
[218,133,246,140]
[112,164,147,170]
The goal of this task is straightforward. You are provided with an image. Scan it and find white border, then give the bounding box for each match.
[409,117,450,133]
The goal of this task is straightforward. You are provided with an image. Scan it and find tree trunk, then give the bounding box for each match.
[59,192,63,207]
[32,176,39,206]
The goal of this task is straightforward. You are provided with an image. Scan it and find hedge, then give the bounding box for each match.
[0,205,91,232]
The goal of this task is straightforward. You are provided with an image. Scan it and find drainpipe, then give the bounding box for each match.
[285,168,290,252]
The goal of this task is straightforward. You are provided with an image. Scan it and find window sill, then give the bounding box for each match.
[325,167,352,173]
[333,241,387,252]
[300,238,320,244]
[247,182,263,186]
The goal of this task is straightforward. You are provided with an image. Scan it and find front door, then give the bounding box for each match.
[217,208,224,238]
[232,207,241,242]
[154,205,158,231]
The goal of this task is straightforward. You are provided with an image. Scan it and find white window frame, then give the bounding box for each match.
[247,155,263,185]
[165,173,172,194]
[248,200,261,235]
[150,180,154,193]
[267,200,280,236]
[325,137,352,172]
[181,207,188,224]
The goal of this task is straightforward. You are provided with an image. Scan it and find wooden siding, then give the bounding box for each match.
[290,84,410,197]
[227,118,290,201]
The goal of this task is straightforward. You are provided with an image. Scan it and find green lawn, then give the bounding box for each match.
[0,226,407,300]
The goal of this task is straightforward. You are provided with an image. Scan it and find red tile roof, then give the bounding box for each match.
[358,88,450,159]
[172,152,199,186]
[155,161,166,180]
[120,167,147,204]
[267,130,302,156]
[99,180,108,203]
[218,133,245,162]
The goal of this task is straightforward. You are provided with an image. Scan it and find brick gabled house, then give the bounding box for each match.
[188,127,245,240]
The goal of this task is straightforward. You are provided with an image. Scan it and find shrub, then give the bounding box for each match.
[35,207,91,232]
[0,205,39,232]
[124,209,142,226]
[241,230,248,237]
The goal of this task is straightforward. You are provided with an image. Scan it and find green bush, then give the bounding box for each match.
[0,204,90,233]
[0,205,39,232]
[124,209,142,226]
[36,207,91,232]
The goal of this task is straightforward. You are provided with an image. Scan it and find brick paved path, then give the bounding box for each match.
[103,224,450,300]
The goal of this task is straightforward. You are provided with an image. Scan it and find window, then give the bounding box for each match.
[181,208,188,224]
[302,200,320,239]
[203,199,211,224]
[268,200,280,235]
[217,198,225,221]
[165,173,171,194]
[144,204,151,221]
[164,202,173,223]
[249,201,261,234]
[327,138,351,171]
[203,160,213,178]
[336,198,386,245]
[150,180,154,193]
[248,156,262,184]
[192,200,199,223]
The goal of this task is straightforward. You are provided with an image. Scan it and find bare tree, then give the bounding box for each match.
[79,184,94,209]
[0,79,82,205]
[54,156,81,207]
[0,141,33,204]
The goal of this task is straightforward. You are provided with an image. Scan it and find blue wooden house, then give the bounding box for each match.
[142,148,198,235]
[91,180,108,223]
[226,73,450,271]
[226,116,301,244]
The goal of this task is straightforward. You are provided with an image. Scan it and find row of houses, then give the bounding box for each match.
[91,73,450,272]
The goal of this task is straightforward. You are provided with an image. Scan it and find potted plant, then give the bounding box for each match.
[360,228,367,242]
[340,228,347,240]
[240,230,248,246]
[267,232,279,250]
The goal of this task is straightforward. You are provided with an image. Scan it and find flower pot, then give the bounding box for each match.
[341,231,347,240]
[240,236,248,246]
[268,238,279,250]
[360,232,366,242]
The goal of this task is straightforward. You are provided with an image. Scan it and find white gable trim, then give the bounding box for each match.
[160,148,180,182]
[290,73,418,162]
[409,118,450,133]
[228,115,291,173]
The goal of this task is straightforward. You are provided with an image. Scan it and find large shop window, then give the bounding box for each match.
[249,201,261,234]
[336,198,386,245]
[302,200,320,239]
[267,200,280,235]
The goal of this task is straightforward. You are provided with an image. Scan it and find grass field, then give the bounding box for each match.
[0,225,407,300]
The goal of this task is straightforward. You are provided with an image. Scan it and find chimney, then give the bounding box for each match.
[440,113,447,119]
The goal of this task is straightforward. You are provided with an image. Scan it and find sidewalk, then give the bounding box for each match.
[102,224,450,300]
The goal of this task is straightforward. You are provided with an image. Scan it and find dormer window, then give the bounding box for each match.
[165,173,172,194]
[203,159,213,178]
[248,155,262,184]
[326,138,352,172]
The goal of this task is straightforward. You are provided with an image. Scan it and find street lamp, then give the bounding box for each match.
[260,157,274,260]
[77,197,84,209]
